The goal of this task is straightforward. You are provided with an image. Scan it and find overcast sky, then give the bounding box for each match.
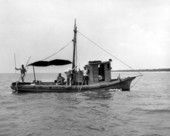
[0,0,170,73]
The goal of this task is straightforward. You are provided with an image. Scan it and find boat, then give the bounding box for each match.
[11,20,140,93]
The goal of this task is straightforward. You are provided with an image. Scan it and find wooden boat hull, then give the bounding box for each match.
[11,76,136,93]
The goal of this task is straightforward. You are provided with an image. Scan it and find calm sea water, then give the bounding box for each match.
[0,72,170,136]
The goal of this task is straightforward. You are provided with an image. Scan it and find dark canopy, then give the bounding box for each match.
[28,59,72,67]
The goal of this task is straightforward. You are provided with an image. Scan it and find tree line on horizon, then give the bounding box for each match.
[112,68,170,72]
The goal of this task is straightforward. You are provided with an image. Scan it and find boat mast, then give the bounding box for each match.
[72,19,77,70]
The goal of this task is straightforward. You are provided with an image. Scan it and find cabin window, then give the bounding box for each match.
[107,64,110,69]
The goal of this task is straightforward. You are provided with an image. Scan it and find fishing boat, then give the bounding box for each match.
[11,21,140,93]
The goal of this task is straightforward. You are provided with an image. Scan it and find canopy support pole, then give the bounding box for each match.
[33,66,36,81]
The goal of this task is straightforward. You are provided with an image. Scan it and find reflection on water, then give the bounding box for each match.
[0,73,170,136]
[82,90,114,100]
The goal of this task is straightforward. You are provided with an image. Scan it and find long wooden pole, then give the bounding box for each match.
[25,56,31,76]
[25,56,31,67]
[33,66,36,81]
[14,53,16,73]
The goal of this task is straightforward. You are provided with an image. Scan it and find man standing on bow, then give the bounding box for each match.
[15,64,26,82]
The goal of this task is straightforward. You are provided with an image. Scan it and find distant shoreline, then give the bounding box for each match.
[112,68,170,72]
[0,68,170,73]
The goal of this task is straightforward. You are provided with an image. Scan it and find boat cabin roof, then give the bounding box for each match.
[88,59,112,65]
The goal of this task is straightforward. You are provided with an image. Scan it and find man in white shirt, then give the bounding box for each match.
[83,67,89,85]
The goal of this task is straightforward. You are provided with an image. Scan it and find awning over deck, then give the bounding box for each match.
[28,59,72,67]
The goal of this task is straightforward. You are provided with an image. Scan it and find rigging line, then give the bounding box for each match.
[41,40,72,61]
[79,77,86,92]
[78,31,143,76]
[130,75,143,88]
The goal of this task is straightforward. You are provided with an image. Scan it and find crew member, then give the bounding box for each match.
[57,73,65,85]
[65,69,72,85]
[83,66,89,85]
[15,64,26,82]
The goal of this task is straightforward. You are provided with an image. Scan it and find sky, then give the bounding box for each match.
[0,0,170,73]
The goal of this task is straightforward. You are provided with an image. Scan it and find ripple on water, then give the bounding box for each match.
[0,73,170,136]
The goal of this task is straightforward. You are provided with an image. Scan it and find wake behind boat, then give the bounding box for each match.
[11,21,140,93]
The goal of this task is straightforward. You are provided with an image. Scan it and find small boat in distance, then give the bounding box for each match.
[11,21,139,93]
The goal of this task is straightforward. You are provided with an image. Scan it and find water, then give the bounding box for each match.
[0,72,170,136]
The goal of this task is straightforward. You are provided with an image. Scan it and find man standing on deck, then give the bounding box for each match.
[65,69,72,85]
[15,64,26,82]
[83,66,89,85]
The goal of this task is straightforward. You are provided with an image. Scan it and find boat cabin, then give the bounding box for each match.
[88,59,112,84]
[74,59,112,85]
